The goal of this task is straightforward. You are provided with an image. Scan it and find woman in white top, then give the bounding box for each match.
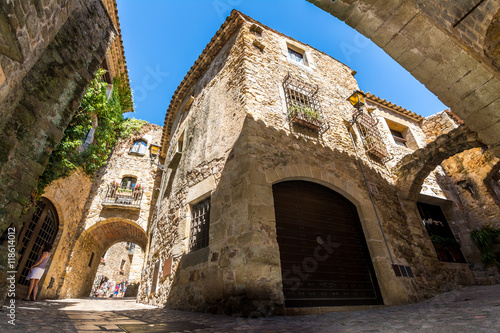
[24,243,52,301]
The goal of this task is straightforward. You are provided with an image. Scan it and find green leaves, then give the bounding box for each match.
[471,227,500,267]
[31,69,146,205]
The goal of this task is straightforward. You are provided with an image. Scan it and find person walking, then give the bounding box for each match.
[24,243,52,301]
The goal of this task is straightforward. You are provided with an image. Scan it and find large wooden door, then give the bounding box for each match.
[273,181,382,307]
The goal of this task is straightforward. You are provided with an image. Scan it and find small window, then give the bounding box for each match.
[288,47,304,65]
[390,129,408,148]
[88,252,95,267]
[120,260,126,270]
[385,119,417,149]
[129,140,147,155]
[189,197,211,252]
[121,177,137,189]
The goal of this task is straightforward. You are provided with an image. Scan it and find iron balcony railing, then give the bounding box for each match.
[103,184,144,207]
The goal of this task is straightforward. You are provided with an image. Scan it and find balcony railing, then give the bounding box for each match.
[102,184,144,208]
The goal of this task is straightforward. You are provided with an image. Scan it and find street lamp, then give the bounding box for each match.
[149,143,161,158]
[347,90,366,110]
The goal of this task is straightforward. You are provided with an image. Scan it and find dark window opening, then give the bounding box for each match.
[88,252,95,267]
[390,129,408,147]
[189,197,211,252]
[417,202,466,263]
[121,177,137,189]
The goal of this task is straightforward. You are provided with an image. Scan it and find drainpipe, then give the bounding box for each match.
[346,120,395,264]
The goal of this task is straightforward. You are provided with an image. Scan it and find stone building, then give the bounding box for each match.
[308,0,500,159]
[2,0,160,301]
[140,10,499,316]
[24,123,162,300]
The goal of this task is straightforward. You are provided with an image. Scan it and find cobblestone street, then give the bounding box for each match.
[1,284,499,332]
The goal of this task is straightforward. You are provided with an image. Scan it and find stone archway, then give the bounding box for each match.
[308,0,500,156]
[395,126,485,200]
[58,218,148,298]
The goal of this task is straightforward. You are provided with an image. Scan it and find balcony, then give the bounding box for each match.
[102,184,144,209]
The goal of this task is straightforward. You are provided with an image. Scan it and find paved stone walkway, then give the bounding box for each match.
[1,285,500,332]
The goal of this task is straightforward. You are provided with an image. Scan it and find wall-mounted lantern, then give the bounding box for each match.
[150,143,161,158]
[347,90,366,110]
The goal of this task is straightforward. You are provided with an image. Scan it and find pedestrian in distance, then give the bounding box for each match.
[24,243,53,301]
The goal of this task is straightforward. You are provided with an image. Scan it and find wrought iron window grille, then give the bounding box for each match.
[354,110,389,160]
[282,73,328,133]
[189,197,211,252]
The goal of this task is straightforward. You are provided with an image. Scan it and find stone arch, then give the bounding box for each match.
[395,126,485,200]
[84,218,148,251]
[59,218,148,298]
[308,0,500,156]
[484,9,500,68]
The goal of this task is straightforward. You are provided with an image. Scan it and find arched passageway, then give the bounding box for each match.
[273,180,383,307]
[395,126,484,200]
[58,219,147,298]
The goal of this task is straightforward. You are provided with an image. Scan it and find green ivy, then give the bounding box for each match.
[29,69,146,207]
[471,227,500,267]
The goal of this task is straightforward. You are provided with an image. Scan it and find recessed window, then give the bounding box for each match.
[385,119,417,149]
[129,139,147,155]
[189,197,211,252]
[121,176,137,189]
[390,129,408,148]
[288,47,305,65]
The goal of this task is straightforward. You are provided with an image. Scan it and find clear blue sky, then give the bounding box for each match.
[117,0,448,126]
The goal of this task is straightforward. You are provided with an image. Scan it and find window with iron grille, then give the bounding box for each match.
[189,197,211,252]
[354,110,388,160]
[282,73,325,132]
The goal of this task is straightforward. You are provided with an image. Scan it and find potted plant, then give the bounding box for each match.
[288,104,322,130]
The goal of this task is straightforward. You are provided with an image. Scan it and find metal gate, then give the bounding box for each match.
[273,181,382,307]
[16,198,58,286]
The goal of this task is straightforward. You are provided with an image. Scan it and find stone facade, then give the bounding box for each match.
[141,11,499,316]
[49,124,162,299]
[0,0,116,304]
[308,0,500,159]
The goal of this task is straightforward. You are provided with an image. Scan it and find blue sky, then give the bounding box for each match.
[117,0,448,126]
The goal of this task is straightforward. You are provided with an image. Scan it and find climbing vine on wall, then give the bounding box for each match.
[29,69,146,208]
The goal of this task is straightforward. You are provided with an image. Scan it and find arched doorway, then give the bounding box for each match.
[16,198,59,290]
[273,180,382,307]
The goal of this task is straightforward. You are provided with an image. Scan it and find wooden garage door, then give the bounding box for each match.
[273,181,382,307]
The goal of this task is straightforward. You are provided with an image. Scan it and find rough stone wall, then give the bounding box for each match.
[0,0,115,232]
[139,24,250,308]
[422,110,459,144]
[57,125,162,298]
[414,0,500,71]
[143,15,483,315]
[308,0,500,159]
[441,149,500,231]
[37,170,93,299]
[0,0,115,304]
